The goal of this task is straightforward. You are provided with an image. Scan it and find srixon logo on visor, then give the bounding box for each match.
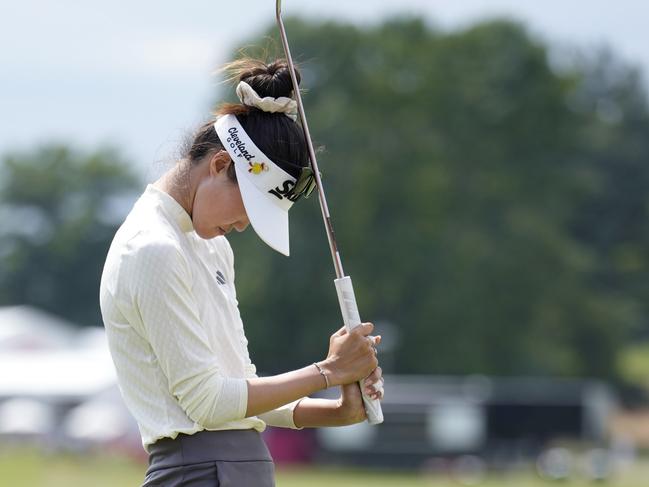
[269,180,299,202]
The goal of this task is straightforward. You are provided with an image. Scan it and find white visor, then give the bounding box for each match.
[214,114,298,256]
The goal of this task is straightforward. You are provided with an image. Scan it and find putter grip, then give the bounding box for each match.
[334,276,384,425]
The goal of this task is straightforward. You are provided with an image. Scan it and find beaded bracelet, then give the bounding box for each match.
[313,362,330,389]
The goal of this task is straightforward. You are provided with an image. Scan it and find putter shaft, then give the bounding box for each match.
[275,0,344,279]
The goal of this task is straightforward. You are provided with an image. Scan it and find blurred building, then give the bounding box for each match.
[314,375,618,471]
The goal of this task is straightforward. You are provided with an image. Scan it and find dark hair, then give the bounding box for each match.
[184,58,309,182]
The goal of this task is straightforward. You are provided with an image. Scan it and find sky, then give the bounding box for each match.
[1,0,648,180]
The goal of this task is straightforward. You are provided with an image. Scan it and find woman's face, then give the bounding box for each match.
[191,153,250,239]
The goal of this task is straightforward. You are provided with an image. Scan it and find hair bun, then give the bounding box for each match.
[239,59,300,100]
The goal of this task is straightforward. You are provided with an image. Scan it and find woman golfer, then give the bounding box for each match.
[99,58,384,486]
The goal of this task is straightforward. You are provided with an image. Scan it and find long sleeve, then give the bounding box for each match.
[257,398,305,429]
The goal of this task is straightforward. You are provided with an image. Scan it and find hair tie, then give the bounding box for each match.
[236,81,298,121]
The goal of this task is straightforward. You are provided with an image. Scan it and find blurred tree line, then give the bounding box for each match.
[0,146,140,325]
[1,18,648,384]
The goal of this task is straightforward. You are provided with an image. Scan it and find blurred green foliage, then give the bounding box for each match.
[1,17,648,383]
[225,18,649,381]
[619,343,649,386]
[0,145,140,325]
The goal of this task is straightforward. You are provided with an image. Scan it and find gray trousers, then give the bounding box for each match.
[142,429,275,486]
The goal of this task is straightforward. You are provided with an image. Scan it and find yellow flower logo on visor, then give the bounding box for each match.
[248,161,269,174]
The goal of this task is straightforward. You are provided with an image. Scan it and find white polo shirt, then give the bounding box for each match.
[99,184,302,452]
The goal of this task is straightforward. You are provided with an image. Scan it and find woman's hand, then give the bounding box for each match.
[337,364,384,425]
[338,334,384,425]
[318,323,379,387]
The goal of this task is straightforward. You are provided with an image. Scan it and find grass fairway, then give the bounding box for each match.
[277,466,433,487]
[0,447,144,487]
[276,463,649,487]
[1,446,648,486]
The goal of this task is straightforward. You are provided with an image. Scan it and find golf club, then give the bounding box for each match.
[275,0,384,425]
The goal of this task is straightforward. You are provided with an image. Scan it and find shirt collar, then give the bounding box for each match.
[145,184,194,233]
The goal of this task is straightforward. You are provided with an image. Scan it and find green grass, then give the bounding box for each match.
[0,447,144,487]
[619,342,649,386]
[276,462,649,487]
[1,447,648,486]
[278,467,435,487]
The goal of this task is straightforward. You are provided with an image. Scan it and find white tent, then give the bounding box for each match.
[0,305,119,444]
[0,305,79,351]
[0,305,116,399]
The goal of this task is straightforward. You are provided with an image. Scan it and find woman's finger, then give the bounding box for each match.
[363,369,383,394]
[364,366,382,384]
[334,326,347,336]
[366,335,381,346]
[372,379,385,399]
[364,377,384,392]
[352,322,374,337]
[366,382,384,400]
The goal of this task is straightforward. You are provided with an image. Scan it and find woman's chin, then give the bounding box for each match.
[195,227,223,239]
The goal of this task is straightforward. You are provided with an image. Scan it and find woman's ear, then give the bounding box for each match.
[209,150,232,176]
